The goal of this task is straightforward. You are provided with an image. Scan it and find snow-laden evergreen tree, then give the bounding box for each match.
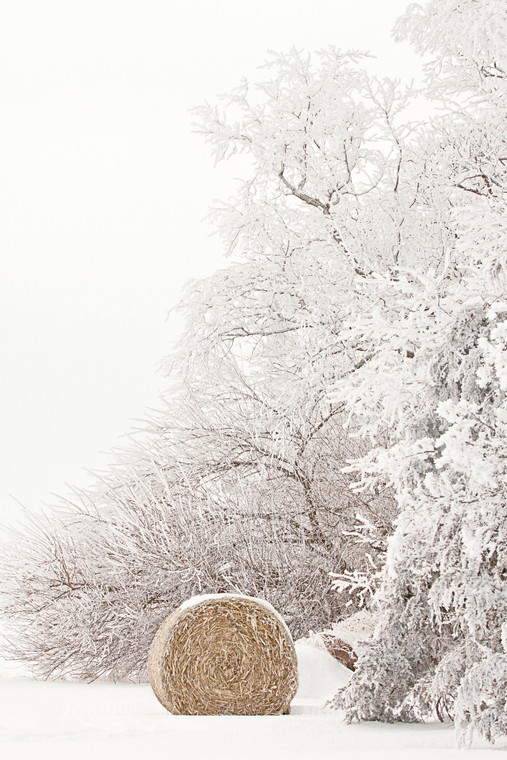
[331,0,507,745]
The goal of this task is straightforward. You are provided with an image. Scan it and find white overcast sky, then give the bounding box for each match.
[0,0,423,526]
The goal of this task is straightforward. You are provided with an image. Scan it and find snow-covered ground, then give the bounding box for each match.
[0,644,502,759]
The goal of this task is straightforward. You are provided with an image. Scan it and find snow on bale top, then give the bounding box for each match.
[147,594,298,715]
[178,593,293,638]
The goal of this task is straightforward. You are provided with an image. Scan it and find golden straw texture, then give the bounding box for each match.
[147,594,298,715]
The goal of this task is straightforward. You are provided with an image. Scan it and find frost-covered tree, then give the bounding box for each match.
[0,49,407,680]
[331,0,507,745]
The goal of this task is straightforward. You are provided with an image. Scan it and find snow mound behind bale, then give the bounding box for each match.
[294,642,351,703]
[300,610,376,671]
[147,593,298,715]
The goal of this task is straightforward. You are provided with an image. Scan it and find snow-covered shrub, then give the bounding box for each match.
[0,438,387,681]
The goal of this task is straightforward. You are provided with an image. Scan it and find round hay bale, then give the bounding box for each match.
[147,593,298,715]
